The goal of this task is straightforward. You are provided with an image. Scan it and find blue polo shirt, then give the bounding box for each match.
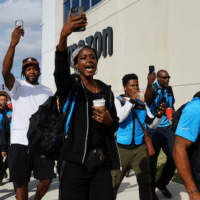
[175,97,200,142]
[149,81,175,127]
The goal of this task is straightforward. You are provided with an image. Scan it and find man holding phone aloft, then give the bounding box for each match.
[2,26,56,200]
[144,70,175,200]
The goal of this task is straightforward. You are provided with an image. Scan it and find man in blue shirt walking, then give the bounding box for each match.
[174,92,200,200]
[145,70,176,200]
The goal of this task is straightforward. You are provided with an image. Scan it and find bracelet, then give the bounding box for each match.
[188,190,198,194]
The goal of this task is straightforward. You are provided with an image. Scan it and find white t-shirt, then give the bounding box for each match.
[6,79,53,145]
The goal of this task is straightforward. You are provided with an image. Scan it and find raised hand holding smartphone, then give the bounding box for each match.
[71,6,86,32]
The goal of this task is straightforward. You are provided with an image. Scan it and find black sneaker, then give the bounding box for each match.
[4,171,8,179]
[152,192,159,200]
[125,169,131,177]
[155,183,172,198]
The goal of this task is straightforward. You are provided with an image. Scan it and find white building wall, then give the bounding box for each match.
[169,0,200,106]
[41,0,56,91]
[42,0,200,109]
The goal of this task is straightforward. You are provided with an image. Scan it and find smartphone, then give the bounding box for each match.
[71,6,86,32]
[149,65,155,74]
[160,97,166,105]
[15,20,23,28]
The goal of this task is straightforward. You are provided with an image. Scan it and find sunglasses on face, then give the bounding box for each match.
[160,76,171,79]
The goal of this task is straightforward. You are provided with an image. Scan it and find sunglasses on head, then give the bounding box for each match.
[160,76,171,79]
[23,58,38,64]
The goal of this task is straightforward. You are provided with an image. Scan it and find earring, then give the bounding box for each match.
[76,68,80,75]
[95,68,98,75]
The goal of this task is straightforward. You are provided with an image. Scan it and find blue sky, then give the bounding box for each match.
[0,0,42,84]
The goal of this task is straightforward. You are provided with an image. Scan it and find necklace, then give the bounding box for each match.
[94,80,97,93]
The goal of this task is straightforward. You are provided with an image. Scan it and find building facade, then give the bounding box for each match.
[42,0,200,109]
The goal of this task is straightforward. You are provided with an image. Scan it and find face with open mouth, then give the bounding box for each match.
[75,48,98,79]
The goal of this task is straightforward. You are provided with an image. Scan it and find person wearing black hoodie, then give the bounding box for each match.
[54,11,120,200]
[0,93,11,185]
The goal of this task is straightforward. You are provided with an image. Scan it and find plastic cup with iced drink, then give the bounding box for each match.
[93,99,106,112]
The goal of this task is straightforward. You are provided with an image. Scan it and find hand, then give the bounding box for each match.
[147,72,156,86]
[1,152,7,157]
[157,103,166,117]
[10,26,24,47]
[139,91,145,102]
[92,107,113,126]
[129,88,140,101]
[61,10,87,38]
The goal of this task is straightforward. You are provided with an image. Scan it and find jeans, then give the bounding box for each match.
[147,126,176,192]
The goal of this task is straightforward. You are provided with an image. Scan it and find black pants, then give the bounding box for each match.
[8,144,56,182]
[147,126,176,192]
[58,160,113,200]
[0,154,8,181]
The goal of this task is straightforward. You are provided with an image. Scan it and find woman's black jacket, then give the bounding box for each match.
[54,49,120,170]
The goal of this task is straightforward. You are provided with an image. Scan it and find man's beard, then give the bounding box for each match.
[0,103,6,109]
[25,76,39,84]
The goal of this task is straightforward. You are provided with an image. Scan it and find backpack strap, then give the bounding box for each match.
[117,96,126,106]
[63,78,78,137]
[63,90,77,137]
[153,83,173,97]
[152,83,159,92]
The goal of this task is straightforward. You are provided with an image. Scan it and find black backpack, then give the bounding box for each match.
[171,102,188,132]
[27,89,77,160]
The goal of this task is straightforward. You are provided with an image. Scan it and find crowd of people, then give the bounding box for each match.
[0,10,200,200]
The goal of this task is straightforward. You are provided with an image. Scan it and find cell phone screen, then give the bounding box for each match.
[149,66,155,74]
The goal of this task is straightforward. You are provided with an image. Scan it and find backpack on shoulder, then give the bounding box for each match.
[27,89,77,160]
[171,102,188,132]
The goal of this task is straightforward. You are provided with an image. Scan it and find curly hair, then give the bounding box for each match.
[122,73,138,86]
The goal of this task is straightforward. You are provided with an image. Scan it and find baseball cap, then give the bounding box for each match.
[22,57,39,68]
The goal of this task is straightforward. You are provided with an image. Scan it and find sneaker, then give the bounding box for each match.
[155,183,172,198]
[4,171,8,179]
[125,169,131,177]
[0,181,3,186]
[152,192,159,200]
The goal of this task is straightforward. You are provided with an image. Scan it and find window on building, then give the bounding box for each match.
[92,0,101,7]
[82,0,90,11]
[64,0,104,22]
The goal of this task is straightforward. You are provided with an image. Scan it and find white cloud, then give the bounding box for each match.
[0,0,42,26]
[0,0,42,83]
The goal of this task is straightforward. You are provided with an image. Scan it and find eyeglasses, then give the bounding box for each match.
[160,76,171,79]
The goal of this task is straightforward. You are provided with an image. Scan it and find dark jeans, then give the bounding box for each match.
[0,154,8,181]
[58,160,113,200]
[147,126,176,192]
